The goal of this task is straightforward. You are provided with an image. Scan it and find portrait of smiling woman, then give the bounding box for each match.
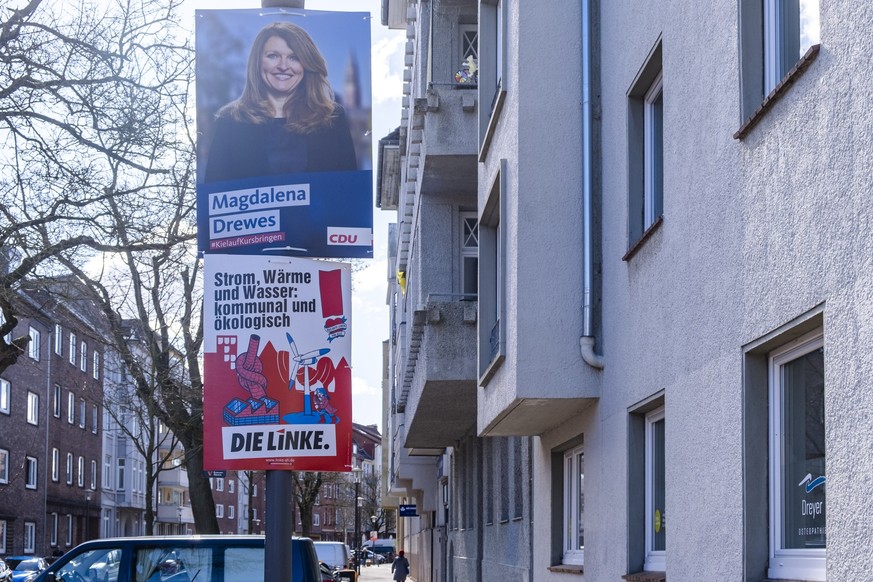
[204,21,358,183]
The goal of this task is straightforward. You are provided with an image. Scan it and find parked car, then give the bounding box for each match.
[312,542,352,571]
[0,558,12,582]
[5,557,49,582]
[31,535,322,582]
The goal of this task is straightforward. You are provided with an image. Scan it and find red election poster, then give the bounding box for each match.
[203,254,352,471]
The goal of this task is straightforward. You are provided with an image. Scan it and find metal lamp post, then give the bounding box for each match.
[370,515,378,562]
[352,467,362,576]
[178,506,183,535]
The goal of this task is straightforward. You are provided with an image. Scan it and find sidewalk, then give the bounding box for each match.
[355,562,414,582]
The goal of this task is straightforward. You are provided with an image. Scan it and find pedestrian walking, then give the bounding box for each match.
[391,550,410,582]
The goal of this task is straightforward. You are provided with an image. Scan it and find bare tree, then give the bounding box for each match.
[0,0,192,373]
[291,471,325,538]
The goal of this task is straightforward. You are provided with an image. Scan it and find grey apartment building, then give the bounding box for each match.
[377,0,872,581]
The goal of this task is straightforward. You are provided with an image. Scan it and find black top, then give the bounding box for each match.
[204,105,358,183]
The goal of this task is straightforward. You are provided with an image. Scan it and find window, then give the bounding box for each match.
[253,485,258,497]
[27,391,39,425]
[229,505,235,519]
[91,460,97,490]
[79,398,86,428]
[461,212,479,297]
[24,521,36,553]
[479,161,507,381]
[0,378,8,414]
[52,448,60,482]
[626,41,664,256]
[737,0,820,136]
[644,407,666,571]
[67,392,75,424]
[117,458,125,489]
[66,514,73,546]
[55,324,63,355]
[768,330,825,580]
[216,477,224,492]
[78,456,85,487]
[0,520,5,553]
[229,479,235,493]
[69,332,76,364]
[104,455,112,489]
[80,341,87,371]
[53,384,61,417]
[51,512,59,546]
[25,455,38,489]
[0,448,8,483]
[92,351,100,379]
[479,0,508,153]
[28,327,40,360]
[66,453,74,485]
[216,504,224,518]
[92,405,98,433]
[763,0,820,94]
[563,445,585,566]
[456,23,479,85]
[313,512,320,527]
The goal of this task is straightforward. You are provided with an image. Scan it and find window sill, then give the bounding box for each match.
[622,215,664,262]
[548,564,583,575]
[734,44,820,140]
[622,572,666,582]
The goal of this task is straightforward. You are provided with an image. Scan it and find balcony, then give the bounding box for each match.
[158,465,189,488]
[415,86,478,198]
[397,297,477,449]
[157,503,192,524]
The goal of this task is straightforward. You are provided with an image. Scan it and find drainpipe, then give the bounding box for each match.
[580,0,604,369]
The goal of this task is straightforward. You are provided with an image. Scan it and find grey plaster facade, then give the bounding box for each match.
[379,0,873,581]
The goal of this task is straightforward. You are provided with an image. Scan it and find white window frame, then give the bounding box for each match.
[27,326,40,360]
[216,504,224,518]
[65,514,73,546]
[562,444,585,566]
[77,456,85,487]
[52,448,60,482]
[51,512,59,546]
[763,0,820,94]
[92,404,98,433]
[67,392,75,424]
[25,455,38,489]
[643,72,664,230]
[91,460,97,490]
[0,378,9,414]
[69,332,77,365]
[313,512,320,527]
[79,398,86,429]
[229,479,235,494]
[80,340,87,371]
[461,212,479,297]
[55,324,63,355]
[229,505,235,520]
[27,391,39,425]
[117,458,125,490]
[644,406,666,572]
[768,330,825,581]
[216,477,224,491]
[66,453,74,485]
[0,448,8,484]
[104,455,112,489]
[53,384,61,418]
[92,351,100,379]
[24,521,36,553]
[460,24,479,74]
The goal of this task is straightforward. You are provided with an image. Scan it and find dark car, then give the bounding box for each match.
[31,535,321,582]
[5,557,49,582]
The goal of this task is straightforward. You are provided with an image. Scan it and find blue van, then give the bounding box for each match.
[32,535,322,582]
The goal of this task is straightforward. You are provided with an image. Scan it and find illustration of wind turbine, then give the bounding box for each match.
[286,332,330,417]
